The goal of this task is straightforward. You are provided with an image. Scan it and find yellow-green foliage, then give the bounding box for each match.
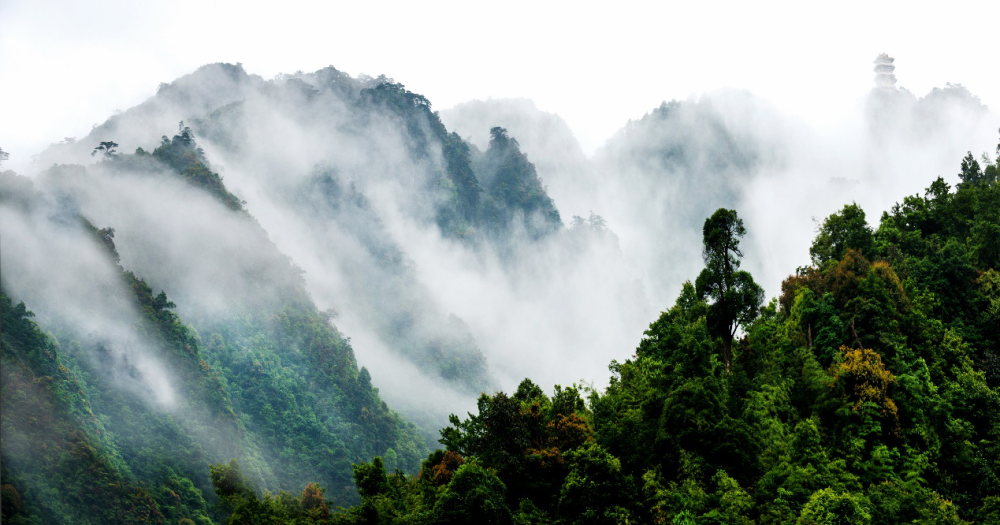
[832,346,898,422]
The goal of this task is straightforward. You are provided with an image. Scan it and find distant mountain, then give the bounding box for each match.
[4,62,589,522]
[30,64,575,407]
[441,99,596,219]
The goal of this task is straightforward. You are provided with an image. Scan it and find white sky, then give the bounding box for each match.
[1,0,998,172]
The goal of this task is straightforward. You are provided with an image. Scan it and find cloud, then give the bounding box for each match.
[0,168,180,410]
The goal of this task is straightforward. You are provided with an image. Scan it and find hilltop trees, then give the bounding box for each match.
[91,141,119,159]
[152,123,244,211]
[475,126,562,239]
[810,204,875,266]
[695,208,764,373]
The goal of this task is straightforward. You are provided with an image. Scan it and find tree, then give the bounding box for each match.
[958,151,984,188]
[429,450,466,486]
[0,147,9,166]
[797,488,872,525]
[209,459,274,525]
[299,483,331,522]
[830,346,898,426]
[352,456,389,499]
[557,442,634,525]
[432,463,512,525]
[91,141,119,159]
[810,204,874,266]
[695,209,764,373]
[210,459,254,502]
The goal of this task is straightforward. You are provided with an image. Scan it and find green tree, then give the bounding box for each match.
[432,463,512,525]
[209,459,256,507]
[958,151,984,188]
[209,459,275,525]
[557,442,634,525]
[695,208,764,373]
[352,456,389,500]
[810,203,874,266]
[91,141,119,159]
[797,488,871,525]
[440,392,530,492]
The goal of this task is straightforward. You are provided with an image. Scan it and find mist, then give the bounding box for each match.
[0,169,182,410]
[181,72,655,409]
[442,83,999,315]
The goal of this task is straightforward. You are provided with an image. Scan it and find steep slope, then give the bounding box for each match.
[440,98,596,221]
[473,126,562,242]
[189,73,501,399]
[30,64,647,412]
[0,131,428,522]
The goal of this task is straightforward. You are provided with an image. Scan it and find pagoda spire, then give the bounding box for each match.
[873,53,897,92]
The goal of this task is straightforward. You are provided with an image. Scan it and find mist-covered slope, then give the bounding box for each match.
[1,62,604,522]
[440,98,596,221]
[34,63,263,169]
[0,131,427,522]
[31,63,648,417]
[439,87,997,309]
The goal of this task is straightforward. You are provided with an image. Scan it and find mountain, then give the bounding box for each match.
[1,142,427,522]
[440,98,596,220]
[1,62,593,523]
[34,63,263,170]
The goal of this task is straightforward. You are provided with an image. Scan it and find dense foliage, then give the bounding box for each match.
[211,143,1000,524]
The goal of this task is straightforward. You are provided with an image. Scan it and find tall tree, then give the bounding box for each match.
[91,141,119,159]
[809,203,874,266]
[958,151,985,188]
[695,208,764,373]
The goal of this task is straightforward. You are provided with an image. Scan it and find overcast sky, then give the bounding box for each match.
[2,0,997,172]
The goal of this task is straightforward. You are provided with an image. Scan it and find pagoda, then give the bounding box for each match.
[873,53,897,92]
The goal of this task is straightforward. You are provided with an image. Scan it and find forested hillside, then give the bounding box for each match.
[30,64,557,402]
[198,141,1000,524]
[0,63,588,523]
[0,129,427,523]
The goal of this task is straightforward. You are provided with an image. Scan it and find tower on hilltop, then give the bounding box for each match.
[873,53,897,92]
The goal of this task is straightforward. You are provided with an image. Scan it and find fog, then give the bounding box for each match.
[5,59,998,439]
[442,85,999,311]
[0,158,301,485]
[0,170,181,410]
[179,71,652,409]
